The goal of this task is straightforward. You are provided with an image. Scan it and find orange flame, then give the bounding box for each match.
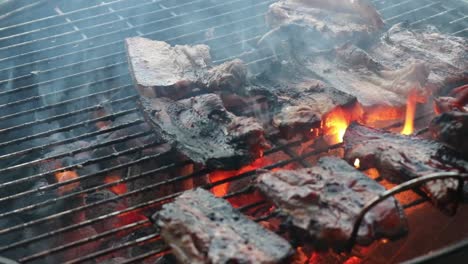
[104,174,128,195]
[54,170,80,195]
[401,90,427,135]
[322,104,363,144]
[354,158,360,169]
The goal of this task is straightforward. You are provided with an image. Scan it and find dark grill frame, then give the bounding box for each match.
[0,0,467,263]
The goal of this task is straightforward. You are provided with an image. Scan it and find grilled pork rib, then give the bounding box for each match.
[256,157,408,251]
[139,94,269,170]
[344,123,468,214]
[126,37,247,100]
[153,188,293,264]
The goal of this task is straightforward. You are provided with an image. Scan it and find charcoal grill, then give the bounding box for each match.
[0,0,467,263]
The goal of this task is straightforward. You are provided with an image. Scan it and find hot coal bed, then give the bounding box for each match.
[0,0,467,263]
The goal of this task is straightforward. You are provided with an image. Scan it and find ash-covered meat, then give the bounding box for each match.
[255,157,407,251]
[303,43,430,108]
[139,93,269,170]
[153,188,293,264]
[251,63,357,138]
[370,23,468,92]
[126,37,247,100]
[259,0,383,52]
[430,111,468,160]
[344,123,468,214]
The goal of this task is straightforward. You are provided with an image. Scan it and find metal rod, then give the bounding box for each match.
[0,144,167,205]
[386,2,440,22]
[0,62,127,98]
[0,193,179,253]
[0,95,137,135]
[0,0,130,32]
[347,172,468,250]
[0,74,129,110]
[0,0,168,43]
[0,119,144,160]
[0,0,200,51]
[0,157,179,220]
[0,108,137,148]
[0,84,133,122]
[20,219,151,263]
[65,233,161,264]
[0,130,150,174]
[119,247,171,264]
[0,0,272,70]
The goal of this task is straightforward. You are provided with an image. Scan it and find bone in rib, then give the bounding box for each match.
[256,157,408,251]
[153,188,293,264]
[343,123,468,215]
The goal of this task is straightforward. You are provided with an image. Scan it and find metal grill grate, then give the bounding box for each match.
[0,0,467,263]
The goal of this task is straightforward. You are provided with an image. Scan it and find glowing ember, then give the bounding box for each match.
[322,104,363,144]
[401,90,427,135]
[54,170,80,195]
[104,174,128,195]
[209,158,271,198]
[354,158,360,169]
[364,168,380,180]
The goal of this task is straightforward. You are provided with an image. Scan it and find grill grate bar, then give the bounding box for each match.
[0,0,272,66]
[0,0,134,32]
[410,8,457,26]
[19,219,151,263]
[120,248,171,264]
[66,234,161,264]
[0,108,137,149]
[0,119,144,160]
[453,27,468,35]
[385,2,441,22]
[0,0,48,23]
[0,84,132,122]
[0,142,166,205]
[0,62,127,98]
[377,0,429,12]
[0,130,151,174]
[0,95,137,135]
[0,155,178,220]
[0,0,167,42]
[0,0,204,51]
[0,74,128,110]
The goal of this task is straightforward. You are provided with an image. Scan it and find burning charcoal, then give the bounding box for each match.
[344,123,468,214]
[153,188,293,264]
[259,0,383,52]
[370,23,468,92]
[125,37,247,100]
[252,62,358,139]
[303,44,430,109]
[139,93,270,170]
[255,157,407,251]
[429,111,468,160]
